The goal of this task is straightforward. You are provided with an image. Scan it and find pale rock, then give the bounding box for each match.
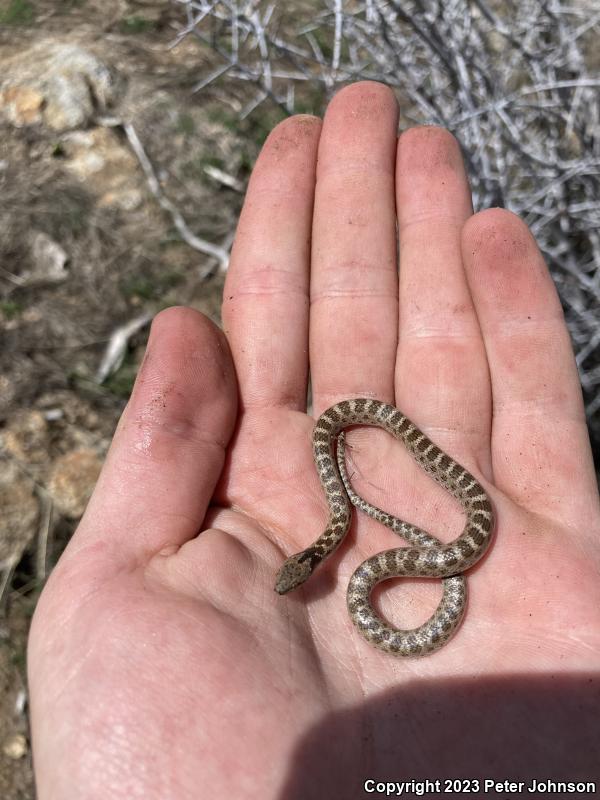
[28,231,69,284]
[47,449,102,518]
[0,41,116,131]
[61,127,142,208]
[2,733,28,760]
[0,462,39,570]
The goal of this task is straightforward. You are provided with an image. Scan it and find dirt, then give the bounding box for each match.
[0,2,270,795]
[1,2,599,797]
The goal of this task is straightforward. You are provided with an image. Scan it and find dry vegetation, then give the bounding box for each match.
[0,1,598,796]
[176,0,600,442]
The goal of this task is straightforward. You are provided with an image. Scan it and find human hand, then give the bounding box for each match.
[29,82,600,799]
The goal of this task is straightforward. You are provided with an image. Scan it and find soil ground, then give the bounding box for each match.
[1,2,598,797]
[0,1,274,795]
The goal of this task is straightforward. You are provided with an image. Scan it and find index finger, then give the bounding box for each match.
[222,115,321,412]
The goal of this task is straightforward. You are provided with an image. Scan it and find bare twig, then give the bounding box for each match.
[171,0,600,449]
[95,312,153,384]
[34,490,54,582]
[121,122,230,273]
[96,116,231,273]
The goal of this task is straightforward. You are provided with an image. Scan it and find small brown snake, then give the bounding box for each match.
[275,399,494,656]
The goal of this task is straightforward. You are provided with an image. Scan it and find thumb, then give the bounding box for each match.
[65,306,237,567]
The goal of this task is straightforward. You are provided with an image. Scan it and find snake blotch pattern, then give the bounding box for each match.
[274,399,494,657]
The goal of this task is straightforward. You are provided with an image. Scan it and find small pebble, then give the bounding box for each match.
[2,733,28,759]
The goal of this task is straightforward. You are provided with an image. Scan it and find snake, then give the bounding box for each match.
[274,398,494,656]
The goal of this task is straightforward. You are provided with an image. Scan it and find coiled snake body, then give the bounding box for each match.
[275,399,494,657]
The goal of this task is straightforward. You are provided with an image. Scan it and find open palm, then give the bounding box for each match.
[29,83,600,799]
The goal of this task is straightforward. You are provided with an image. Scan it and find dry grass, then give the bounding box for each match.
[174,0,600,460]
[0,2,599,796]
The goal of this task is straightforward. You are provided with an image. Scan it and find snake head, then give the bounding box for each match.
[274,549,320,594]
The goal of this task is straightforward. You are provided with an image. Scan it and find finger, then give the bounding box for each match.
[68,307,238,563]
[222,114,321,411]
[394,127,492,475]
[310,81,399,415]
[462,208,599,528]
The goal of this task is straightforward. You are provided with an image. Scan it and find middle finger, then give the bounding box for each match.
[310,82,400,415]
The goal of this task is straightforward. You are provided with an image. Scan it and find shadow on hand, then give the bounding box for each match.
[278,673,600,799]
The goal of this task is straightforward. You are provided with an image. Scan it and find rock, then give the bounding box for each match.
[47,450,102,518]
[0,85,44,126]
[26,231,69,284]
[61,127,142,209]
[1,411,49,465]
[0,41,116,131]
[2,734,28,760]
[0,463,39,570]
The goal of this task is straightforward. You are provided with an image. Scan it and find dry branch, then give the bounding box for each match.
[173,0,600,449]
